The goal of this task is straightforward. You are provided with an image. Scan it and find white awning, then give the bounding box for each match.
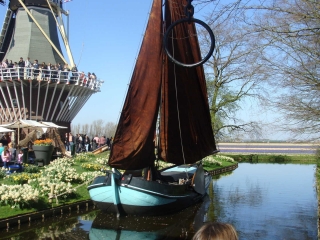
[40,121,68,129]
[0,120,67,144]
[0,119,48,129]
[0,126,14,133]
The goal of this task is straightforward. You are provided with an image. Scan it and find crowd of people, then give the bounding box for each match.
[1,131,114,167]
[64,132,113,153]
[0,57,99,89]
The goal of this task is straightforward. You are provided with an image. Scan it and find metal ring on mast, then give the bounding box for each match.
[163,0,215,68]
[163,18,215,68]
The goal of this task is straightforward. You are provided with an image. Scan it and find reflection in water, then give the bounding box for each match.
[1,210,99,240]
[89,201,206,240]
[209,163,317,240]
[0,163,317,240]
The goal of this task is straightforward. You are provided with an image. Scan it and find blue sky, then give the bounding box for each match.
[0,1,292,140]
[65,1,153,125]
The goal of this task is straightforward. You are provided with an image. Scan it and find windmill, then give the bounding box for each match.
[0,0,103,129]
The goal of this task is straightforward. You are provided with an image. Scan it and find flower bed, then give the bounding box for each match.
[33,138,53,146]
[202,154,235,166]
[0,184,39,209]
[81,163,109,171]
[8,172,41,184]
[0,153,106,209]
[0,152,235,211]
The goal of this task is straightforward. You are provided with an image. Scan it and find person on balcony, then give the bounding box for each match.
[33,59,39,78]
[24,57,32,79]
[71,64,78,83]
[63,63,70,83]
[18,57,25,79]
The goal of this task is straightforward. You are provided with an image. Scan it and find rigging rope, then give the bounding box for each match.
[169,0,189,180]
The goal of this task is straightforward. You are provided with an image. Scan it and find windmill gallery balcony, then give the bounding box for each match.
[0,66,103,89]
[0,66,104,124]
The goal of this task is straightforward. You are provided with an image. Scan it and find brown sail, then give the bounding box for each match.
[108,0,163,170]
[109,0,217,170]
[159,0,217,164]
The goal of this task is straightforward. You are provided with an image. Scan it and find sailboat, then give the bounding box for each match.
[88,0,217,216]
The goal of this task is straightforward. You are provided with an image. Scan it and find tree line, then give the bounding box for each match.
[196,0,319,141]
[71,120,117,139]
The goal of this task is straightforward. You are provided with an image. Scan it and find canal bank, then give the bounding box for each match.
[0,163,238,230]
[0,200,95,229]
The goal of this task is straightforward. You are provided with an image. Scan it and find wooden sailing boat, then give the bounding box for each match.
[88,0,217,216]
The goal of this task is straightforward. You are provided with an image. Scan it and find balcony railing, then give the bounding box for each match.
[0,67,103,92]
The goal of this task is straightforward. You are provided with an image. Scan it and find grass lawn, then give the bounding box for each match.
[224,153,317,163]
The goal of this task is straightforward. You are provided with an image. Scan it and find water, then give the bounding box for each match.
[210,163,317,240]
[1,163,317,239]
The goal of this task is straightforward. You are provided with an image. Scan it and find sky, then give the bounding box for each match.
[65,1,153,125]
[0,1,293,141]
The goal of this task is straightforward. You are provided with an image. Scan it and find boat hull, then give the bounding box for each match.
[88,165,212,216]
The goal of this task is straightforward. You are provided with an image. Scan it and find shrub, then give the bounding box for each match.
[79,171,105,183]
[24,164,40,173]
[0,184,39,209]
[29,177,74,198]
[42,158,79,183]
[81,163,108,171]
[95,157,108,165]
[74,153,92,162]
[202,155,222,166]
[316,146,320,167]
[0,168,7,179]
[8,172,41,184]
[268,155,290,163]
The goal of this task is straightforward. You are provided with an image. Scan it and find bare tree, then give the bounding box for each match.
[71,123,81,135]
[81,124,90,136]
[248,0,320,140]
[199,0,267,141]
[91,119,105,137]
[104,122,117,138]
[70,120,117,139]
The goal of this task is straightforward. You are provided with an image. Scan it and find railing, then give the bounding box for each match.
[0,67,103,91]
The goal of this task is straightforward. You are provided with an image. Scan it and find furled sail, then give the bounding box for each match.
[109,0,217,170]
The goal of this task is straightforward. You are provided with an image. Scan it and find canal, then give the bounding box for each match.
[1,163,317,239]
